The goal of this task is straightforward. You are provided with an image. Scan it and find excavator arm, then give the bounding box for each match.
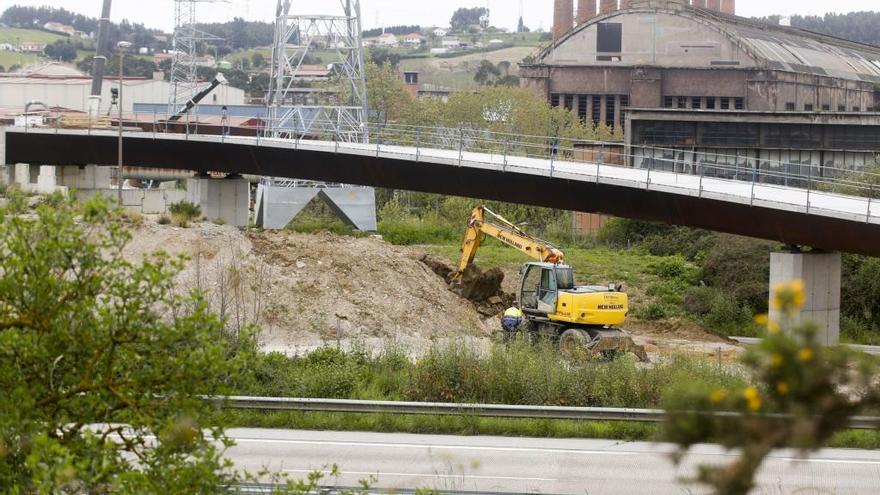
[452,206,564,282]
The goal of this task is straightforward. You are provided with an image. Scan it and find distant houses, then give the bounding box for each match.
[42,22,91,39]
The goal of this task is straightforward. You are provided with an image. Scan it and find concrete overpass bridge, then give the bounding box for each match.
[3,124,879,343]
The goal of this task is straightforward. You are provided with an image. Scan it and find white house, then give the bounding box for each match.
[441,38,462,48]
[403,33,423,46]
[377,33,398,47]
[432,28,448,38]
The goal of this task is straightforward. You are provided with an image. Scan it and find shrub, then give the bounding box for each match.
[703,294,754,337]
[645,280,689,312]
[634,301,672,321]
[682,286,718,317]
[377,220,458,245]
[168,200,202,221]
[406,342,488,402]
[699,234,773,312]
[648,255,700,282]
[157,214,171,225]
[212,217,227,226]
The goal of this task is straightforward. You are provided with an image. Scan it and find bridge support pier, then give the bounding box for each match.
[769,250,841,345]
[185,175,250,227]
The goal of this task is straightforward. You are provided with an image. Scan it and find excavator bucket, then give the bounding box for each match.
[587,328,650,362]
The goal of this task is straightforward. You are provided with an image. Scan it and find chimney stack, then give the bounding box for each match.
[599,0,617,15]
[691,0,707,7]
[720,0,735,14]
[554,0,574,41]
[707,0,721,10]
[576,0,596,24]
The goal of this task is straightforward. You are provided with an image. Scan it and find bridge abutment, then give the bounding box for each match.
[254,183,377,231]
[185,175,250,227]
[769,250,841,345]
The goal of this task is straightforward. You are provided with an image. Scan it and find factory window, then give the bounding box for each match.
[707,97,716,109]
[838,105,846,112]
[804,104,814,111]
[692,97,702,109]
[592,95,602,124]
[606,96,616,128]
[734,98,744,110]
[785,102,796,111]
[578,95,589,121]
[853,106,861,112]
[597,23,623,53]
[821,104,830,111]
[620,95,629,125]
[564,94,574,111]
[664,96,674,108]
[720,98,730,110]
[550,94,560,107]
[677,96,687,109]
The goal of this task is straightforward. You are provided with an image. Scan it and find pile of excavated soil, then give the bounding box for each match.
[123,222,492,354]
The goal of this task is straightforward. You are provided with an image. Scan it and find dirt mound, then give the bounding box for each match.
[122,223,494,353]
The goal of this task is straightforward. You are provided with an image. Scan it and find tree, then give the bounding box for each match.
[251,52,265,69]
[473,59,500,86]
[0,193,252,492]
[664,281,880,495]
[44,40,77,62]
[450,7,488,32]
[369,47,401,68]
[366,61,413,124]
[77,55,158,78]
[517,16,530,33]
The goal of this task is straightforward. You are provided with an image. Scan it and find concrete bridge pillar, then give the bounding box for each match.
[185,175,250,227]
[254,184,377,232]
[769,250,841,345]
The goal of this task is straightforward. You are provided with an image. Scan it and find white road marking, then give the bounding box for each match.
[232,437,880,466]
[231,437,638,456]
[281,468,558,482]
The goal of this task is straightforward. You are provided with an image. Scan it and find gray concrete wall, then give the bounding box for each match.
[75,188,187,214]
[255,184,378,231]
[186,177,250,227]
[769,251,841,345]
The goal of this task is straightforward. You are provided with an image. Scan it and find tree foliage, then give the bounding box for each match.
[758,12,880,46]
[43,40,77,62]
[362,25,421,38]
[664,281,880,495]
[450,7,488,32]
[0,193,251,492]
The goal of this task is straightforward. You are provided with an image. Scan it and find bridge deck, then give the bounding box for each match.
[4,127,879,256]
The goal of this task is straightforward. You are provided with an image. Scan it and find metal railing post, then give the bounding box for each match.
[503,139,509,172]
[699,160,705,197]
[868,185,875,224]
[458,128,464,166]
[751,162,757,206]
[87,112,91,136]
[377,127,382,158]
[152,110,157,139]
[784,162,789,187]
[415,127,421,162]
[806,164,813,214]
[550,147,555,178]
[185,112,190,140]
[646,160,652,190]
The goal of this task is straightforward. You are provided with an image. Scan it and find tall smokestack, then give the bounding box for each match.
[692,0,707,7]
[707,0,721,10]
[599,0,617,15]
[554,0,574,41]
[721,0,735,14]
[576,0,596,24]
[88,0,112,117]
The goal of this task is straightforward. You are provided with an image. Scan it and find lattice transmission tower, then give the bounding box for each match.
[168,0,225,116]
[267,0,369,142]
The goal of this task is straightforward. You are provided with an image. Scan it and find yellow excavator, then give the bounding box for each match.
[452,205,648,361]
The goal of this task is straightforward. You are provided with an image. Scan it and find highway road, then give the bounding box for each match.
[225,428,880,494]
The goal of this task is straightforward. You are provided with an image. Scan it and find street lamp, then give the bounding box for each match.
[116,40,132,204]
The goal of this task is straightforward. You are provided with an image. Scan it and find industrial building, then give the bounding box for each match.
[523,0,880,131]
[0,64,245,114]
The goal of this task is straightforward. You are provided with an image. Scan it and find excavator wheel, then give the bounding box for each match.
[559,328,591,357]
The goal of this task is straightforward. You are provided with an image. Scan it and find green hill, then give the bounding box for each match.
[0,27,65,44]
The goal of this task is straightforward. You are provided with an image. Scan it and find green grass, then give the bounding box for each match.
[0,50,44,69]
[0,27,66,44]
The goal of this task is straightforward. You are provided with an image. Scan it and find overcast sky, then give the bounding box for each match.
[7,0,880,33]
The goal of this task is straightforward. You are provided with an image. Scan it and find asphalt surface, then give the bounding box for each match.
[225,428,880,494]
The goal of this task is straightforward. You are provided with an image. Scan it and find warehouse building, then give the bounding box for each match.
[523,0,880,131]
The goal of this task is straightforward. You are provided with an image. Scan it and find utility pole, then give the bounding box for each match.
[117,41,131,204]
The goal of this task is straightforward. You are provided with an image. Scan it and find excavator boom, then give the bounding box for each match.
[453,206,563,281]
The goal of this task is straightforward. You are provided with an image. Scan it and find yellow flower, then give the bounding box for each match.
[771,280,806,315]
[743,386,762,412]
[776,382,790,395]
[754,314,769,326]
[770,353,783,367]
[709,388,729,404]
[798,348,814,363]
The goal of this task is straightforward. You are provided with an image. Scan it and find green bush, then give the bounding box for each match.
[699,234,773,312]
[682,286,718,317]
[633,301,673,321]
[377,220,459,245]
[648,256,700,283]
[703,294,755,337]
[645,280,690,312]
[168,200,202,221]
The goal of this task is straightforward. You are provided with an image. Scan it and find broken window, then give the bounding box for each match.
[597,23,623,53]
